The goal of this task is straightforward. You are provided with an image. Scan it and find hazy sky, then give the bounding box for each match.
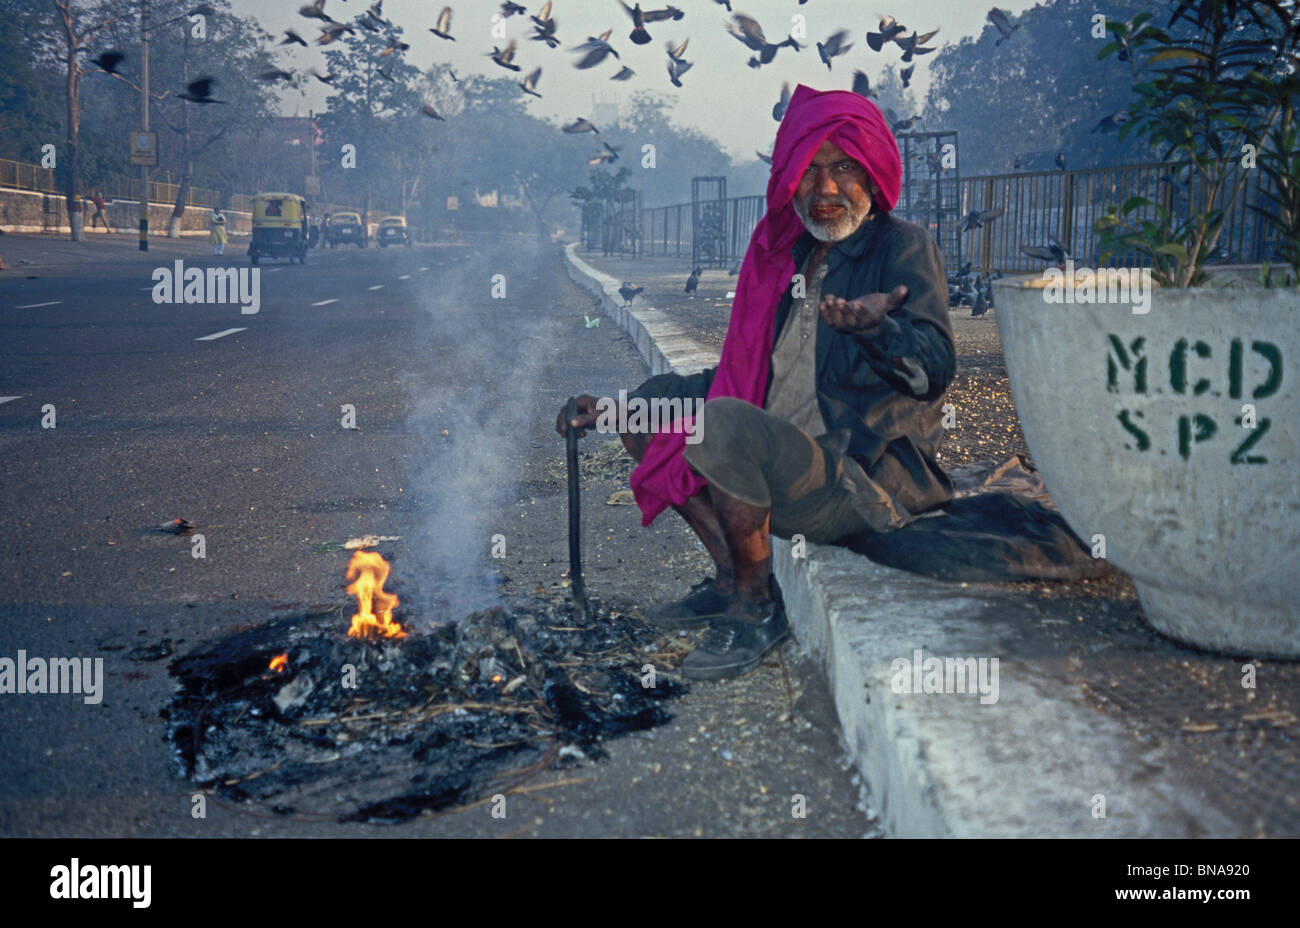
[230,0,1040,161]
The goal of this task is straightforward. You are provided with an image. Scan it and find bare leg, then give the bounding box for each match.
[620,430,734,590]
[707,484,772,617]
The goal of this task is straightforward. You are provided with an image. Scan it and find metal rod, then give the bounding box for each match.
[565,397,587,619]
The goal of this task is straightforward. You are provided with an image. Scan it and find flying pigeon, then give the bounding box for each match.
[866,15,906,52]
[667,53,692,86]
[1091,110,1130,132]
[178,76,225,103]
[520,67,543,97]
[851,70,877,98]
[299,1,333,23]
[310,68,336,84]
[563,118,599,134]
[259,67,294,82]
[491,40,521,71]
[430,6,455,41]
[1022,239,1071,268]
[280,29,308,46]
[611,66,636,80]
[500,1,526,16]
[988,8,1021,46]
[421,103,446,120]
[89,50,124,73]
[572,31,619,69]
[816,30,853,70]
[900,64,914,87]
[619,1,652,45]
[727,13,801,68]
[961,207,1005,232]
[772,82,790,122]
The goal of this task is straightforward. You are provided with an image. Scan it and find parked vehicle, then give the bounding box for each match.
[328,211,367,248]
[377,215,411,248]
[249,193,309,266]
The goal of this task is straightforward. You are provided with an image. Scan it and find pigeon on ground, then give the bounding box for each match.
[160,518,196,536]
[685,267,701,295]
[430,6,455,41]
[1055,152,1066,170]
[378,37,409,56]
[988,8,1021,46]
[619,282,644,305]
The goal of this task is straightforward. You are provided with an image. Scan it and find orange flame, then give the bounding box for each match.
[345,549,405,639]
[269,653,288,673]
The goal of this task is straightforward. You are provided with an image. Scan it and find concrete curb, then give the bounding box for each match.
[561,243,1243,838]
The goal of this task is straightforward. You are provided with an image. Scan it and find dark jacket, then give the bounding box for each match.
[633,211,957,518]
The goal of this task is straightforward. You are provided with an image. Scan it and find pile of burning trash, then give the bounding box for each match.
[164,551,686,824]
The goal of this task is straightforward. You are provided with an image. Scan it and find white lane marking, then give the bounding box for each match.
[312,299,338,306]
[725,291,736,298]
[367,285,384,291]
[13,301,62,309]
[398,274,410,280]
[263,267,281,273]
[0,396,23,405]
[195,328,247,341]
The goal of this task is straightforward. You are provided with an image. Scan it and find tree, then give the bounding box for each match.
[50,0,125,240]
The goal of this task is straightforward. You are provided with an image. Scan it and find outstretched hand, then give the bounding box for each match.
[818,284,908,335]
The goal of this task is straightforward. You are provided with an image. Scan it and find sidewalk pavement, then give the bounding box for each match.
[0,231,245,272]
[566,244,1300,838]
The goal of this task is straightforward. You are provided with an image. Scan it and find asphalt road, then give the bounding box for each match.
[0,235,875,837]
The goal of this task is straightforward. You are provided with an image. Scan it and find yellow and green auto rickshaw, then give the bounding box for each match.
[249,193,310,266]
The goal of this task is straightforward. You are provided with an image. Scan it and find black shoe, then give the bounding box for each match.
[680,593,789,681]
[645,577,732,628]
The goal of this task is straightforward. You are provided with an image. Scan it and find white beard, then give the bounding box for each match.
[793,194,871,242]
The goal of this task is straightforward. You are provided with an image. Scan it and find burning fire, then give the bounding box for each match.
[345,550,405,640]
[269,653,288,673]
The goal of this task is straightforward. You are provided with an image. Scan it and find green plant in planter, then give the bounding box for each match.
[1095,1,1300,288]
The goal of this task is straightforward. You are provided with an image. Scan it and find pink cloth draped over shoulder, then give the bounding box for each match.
[629,84,904,526]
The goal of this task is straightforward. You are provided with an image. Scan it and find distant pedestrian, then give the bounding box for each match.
[89,191,110,231]
[210,209,227,256]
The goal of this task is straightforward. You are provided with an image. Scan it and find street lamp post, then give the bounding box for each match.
[138,3,212,252]
[139,0,149,251]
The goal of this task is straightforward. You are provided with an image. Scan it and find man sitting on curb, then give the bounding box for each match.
[557,85,955,682]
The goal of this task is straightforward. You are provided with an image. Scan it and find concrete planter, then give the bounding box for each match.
[992,271,1299,656]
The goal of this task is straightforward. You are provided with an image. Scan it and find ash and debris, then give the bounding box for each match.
[165,597,687,824]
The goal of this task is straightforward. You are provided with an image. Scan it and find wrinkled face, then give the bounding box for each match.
[793,140,875,242]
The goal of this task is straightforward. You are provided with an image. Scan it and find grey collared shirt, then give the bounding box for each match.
[765,253,830,437]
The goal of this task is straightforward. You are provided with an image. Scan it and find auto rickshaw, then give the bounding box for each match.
[249,193,309,266]
[377,215,411,248]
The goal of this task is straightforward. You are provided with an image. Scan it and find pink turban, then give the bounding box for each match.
[629,84,903,525]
